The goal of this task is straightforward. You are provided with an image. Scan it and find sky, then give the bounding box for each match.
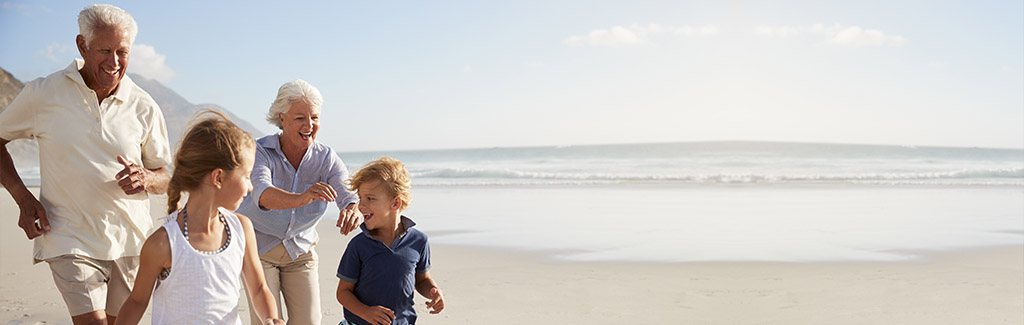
[1,0,1022,151]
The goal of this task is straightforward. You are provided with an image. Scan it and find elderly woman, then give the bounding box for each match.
[237,79,360,325]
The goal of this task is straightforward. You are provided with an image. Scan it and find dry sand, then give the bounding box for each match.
[1,188,1021,324]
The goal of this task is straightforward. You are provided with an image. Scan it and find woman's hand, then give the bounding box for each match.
[337,203,362,235]
[300,181,336,204]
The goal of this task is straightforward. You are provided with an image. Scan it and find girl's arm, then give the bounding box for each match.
[236,213,284,325]
[415,272,444,314]
[114,228,172,325]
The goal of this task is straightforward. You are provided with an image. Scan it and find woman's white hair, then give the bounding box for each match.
[267,79,324,129]
[78,4,138,45]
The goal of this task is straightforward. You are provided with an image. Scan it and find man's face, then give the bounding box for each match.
[77,25,131,97]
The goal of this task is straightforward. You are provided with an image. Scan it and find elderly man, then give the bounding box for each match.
[0,4,171,325]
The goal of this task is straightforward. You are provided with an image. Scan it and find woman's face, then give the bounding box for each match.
[278,101,320,152]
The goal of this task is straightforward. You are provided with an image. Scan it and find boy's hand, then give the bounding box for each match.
[425,287,445,314]
[359,305,395,325]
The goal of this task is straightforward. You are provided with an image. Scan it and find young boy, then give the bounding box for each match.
[337,157,444,325]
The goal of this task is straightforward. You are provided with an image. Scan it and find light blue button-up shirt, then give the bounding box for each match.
[237,134,358,259]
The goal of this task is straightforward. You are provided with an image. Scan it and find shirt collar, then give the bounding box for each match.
[261,133,282,150]
[358,215,417,238]
[63,58,134,103]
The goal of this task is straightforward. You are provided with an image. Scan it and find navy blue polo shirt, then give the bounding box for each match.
[337,216,431,325]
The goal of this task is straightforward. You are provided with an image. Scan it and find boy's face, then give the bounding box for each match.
[357,179,400,231]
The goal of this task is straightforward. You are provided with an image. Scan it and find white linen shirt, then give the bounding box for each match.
[0,59,172,261]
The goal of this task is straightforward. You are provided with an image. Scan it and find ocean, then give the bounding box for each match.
[17,141,1024,262]
[337,141,1024,262]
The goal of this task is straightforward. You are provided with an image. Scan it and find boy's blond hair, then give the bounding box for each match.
[346,157,412,211]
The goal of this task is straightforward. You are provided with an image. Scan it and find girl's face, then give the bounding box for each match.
[217,145,255,211]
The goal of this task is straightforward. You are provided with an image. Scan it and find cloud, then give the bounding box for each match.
[42,42,76,63]
[128,43,176,83]
[2,2,49,16]
[814,23,906,47]
[566,25,647,47]
[755,23,906,47]
[565,23,717,47]
[753,25,801,37]
[670,25,719,37]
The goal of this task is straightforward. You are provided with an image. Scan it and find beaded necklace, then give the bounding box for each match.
[182,205,232,255]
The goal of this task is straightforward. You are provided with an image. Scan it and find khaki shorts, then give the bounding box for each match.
[45,254,139,317]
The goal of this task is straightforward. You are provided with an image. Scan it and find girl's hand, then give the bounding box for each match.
[263,318,285,325]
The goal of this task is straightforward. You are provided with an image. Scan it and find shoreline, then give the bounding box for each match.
[2,188,1021,324]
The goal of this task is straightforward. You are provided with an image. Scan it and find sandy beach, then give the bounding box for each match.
[1,187,1022,324]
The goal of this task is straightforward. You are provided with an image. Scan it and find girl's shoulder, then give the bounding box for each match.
[221,208,255,234]
[161,210,181,225]
[141,225,172,265]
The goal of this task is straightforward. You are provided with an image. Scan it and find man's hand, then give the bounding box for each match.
[115,155,151,195]
[336,203,361,235]
[357,305,395,325]
[425,287,445,314]
[301,181,336,204]
[16,194,49,239]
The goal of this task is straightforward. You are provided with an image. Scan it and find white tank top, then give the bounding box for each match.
[152,207,245,325]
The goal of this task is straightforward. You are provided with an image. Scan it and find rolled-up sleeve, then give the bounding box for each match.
[139,104,172,169]
[326,147,359,209]
[0,81,39,141]
[250,145,275,211]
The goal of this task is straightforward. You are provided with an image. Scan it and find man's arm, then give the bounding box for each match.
[0,137,49,239]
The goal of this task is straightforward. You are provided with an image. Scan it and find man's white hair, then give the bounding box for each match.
[78,4,138,45]
[267,79,324,129]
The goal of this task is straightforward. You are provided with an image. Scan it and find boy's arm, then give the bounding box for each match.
[415,272,445,314]
[336,279,395,325]
[236,213,285,325]
[114,228,172,325]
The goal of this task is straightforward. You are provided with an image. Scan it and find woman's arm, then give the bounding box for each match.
[257,183,336,210]
[236,213,285,325]
[114,228,172,325]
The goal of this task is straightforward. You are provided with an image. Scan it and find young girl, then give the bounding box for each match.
[116,112,285,325]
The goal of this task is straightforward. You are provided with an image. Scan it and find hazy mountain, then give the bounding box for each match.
[128,73,266,146]
[0,66,268,178]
